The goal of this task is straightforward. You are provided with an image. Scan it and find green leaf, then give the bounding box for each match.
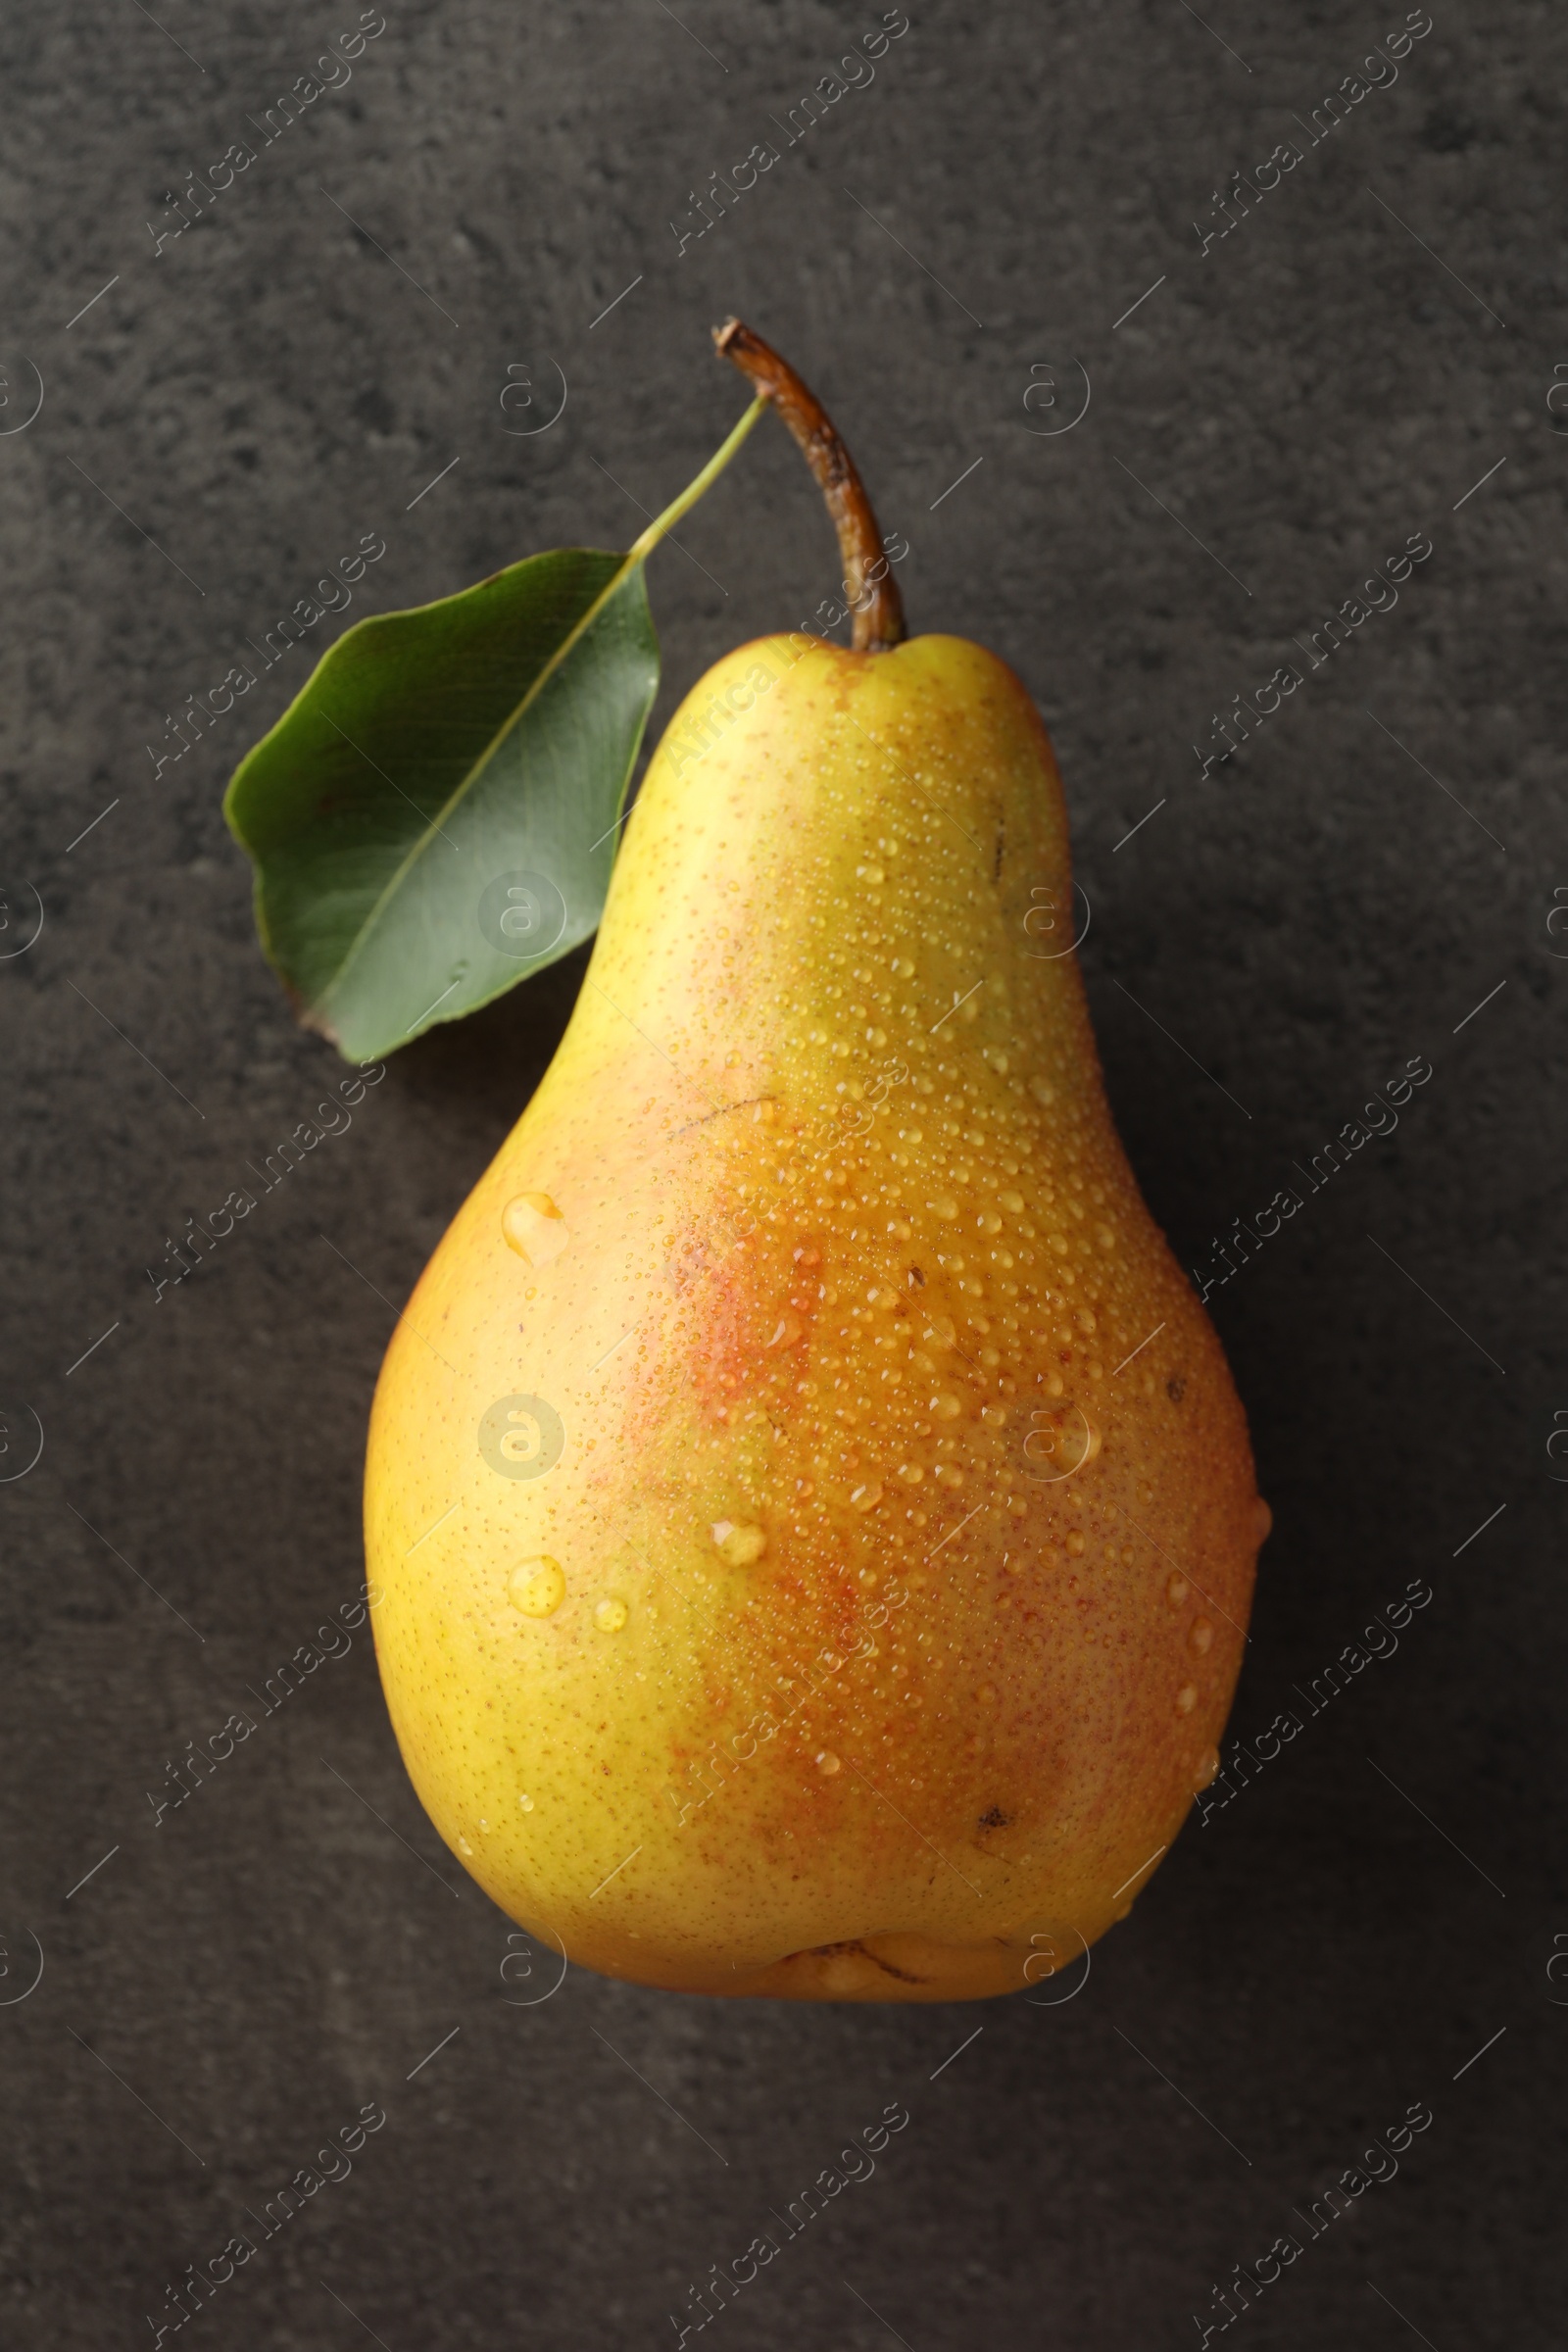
[224,395,765,1061]
[223,547,659,1061]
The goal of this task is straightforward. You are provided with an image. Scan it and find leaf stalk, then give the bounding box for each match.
[628,397,767,566]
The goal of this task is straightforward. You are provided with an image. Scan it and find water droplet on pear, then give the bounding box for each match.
[509,1556,566,1617]
[502,1192,569,1269]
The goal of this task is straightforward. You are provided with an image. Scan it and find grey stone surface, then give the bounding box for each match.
[1,0,1561,2345]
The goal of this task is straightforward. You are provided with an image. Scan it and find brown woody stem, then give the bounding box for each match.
[713,318,906,653]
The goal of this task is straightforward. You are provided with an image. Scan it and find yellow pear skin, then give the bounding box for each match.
[365,629,1268,2002]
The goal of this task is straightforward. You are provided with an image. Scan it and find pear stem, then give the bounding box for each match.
[712,318,907,654]
[628,396,767,566]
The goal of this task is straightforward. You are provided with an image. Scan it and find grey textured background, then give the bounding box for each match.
[2,1,1562,2345]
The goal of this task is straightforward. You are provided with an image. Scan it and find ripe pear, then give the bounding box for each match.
[364,336,1266,2003]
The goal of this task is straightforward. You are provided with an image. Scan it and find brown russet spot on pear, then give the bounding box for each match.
[363,326,1265,2002]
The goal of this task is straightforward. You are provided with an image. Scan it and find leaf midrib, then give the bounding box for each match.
[317,547,644,1024]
